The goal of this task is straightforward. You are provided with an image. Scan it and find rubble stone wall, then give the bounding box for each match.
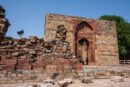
[0,36,82,71]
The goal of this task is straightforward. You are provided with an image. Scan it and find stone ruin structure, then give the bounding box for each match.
[0,6,119,70]
[45,14,119,66]
[0,6,124,85]
[0,11,119,72]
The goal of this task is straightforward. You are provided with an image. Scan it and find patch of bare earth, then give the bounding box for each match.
[0,78,130,87]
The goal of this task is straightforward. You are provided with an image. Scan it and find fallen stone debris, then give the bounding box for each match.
[111,76,124,82]
[81,77,93,83]
[57,78,73,87]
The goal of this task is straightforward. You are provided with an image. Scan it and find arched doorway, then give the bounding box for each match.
[75,21,95,65]
[77,38,89,65]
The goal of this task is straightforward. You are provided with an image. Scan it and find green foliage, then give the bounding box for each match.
[99,15,130,59]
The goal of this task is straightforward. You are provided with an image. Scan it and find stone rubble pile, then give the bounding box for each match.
[0,36,44,70]
[81,77,92,83]
[0,5,10,41]
[57,78,73,87]
[0,36,82,71]
[44,40,73,59]
[43,25,73,59]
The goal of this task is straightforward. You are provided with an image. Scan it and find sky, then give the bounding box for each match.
[0,0,130,38]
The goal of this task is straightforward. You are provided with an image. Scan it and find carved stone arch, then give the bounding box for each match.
[75,21,93,44]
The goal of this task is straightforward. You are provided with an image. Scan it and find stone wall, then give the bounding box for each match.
[0,36,82,71]
[0,36,43,70]
[96,21,119,65]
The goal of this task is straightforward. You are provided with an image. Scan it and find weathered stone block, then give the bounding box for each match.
[29,50,36,55]
[12,52,20,57]
[3,65,15,70]
[17,59,30,65]
[16,80,24,83]
[46,65,57,73]
[16,65,32,70]
[74,63,83,70]
[5,59,17,65]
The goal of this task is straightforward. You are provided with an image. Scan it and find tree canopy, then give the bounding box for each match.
[99,15,130,60]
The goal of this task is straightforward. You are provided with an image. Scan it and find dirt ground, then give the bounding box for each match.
[0,78,130,87]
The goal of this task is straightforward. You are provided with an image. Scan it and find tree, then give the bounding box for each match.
[17,30,24,38]
[99,15,130,60]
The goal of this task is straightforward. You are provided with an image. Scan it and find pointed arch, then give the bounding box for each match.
[74,21,95,65]
[76,21,93,31]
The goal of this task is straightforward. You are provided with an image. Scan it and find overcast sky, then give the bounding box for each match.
[0,0,130,38]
